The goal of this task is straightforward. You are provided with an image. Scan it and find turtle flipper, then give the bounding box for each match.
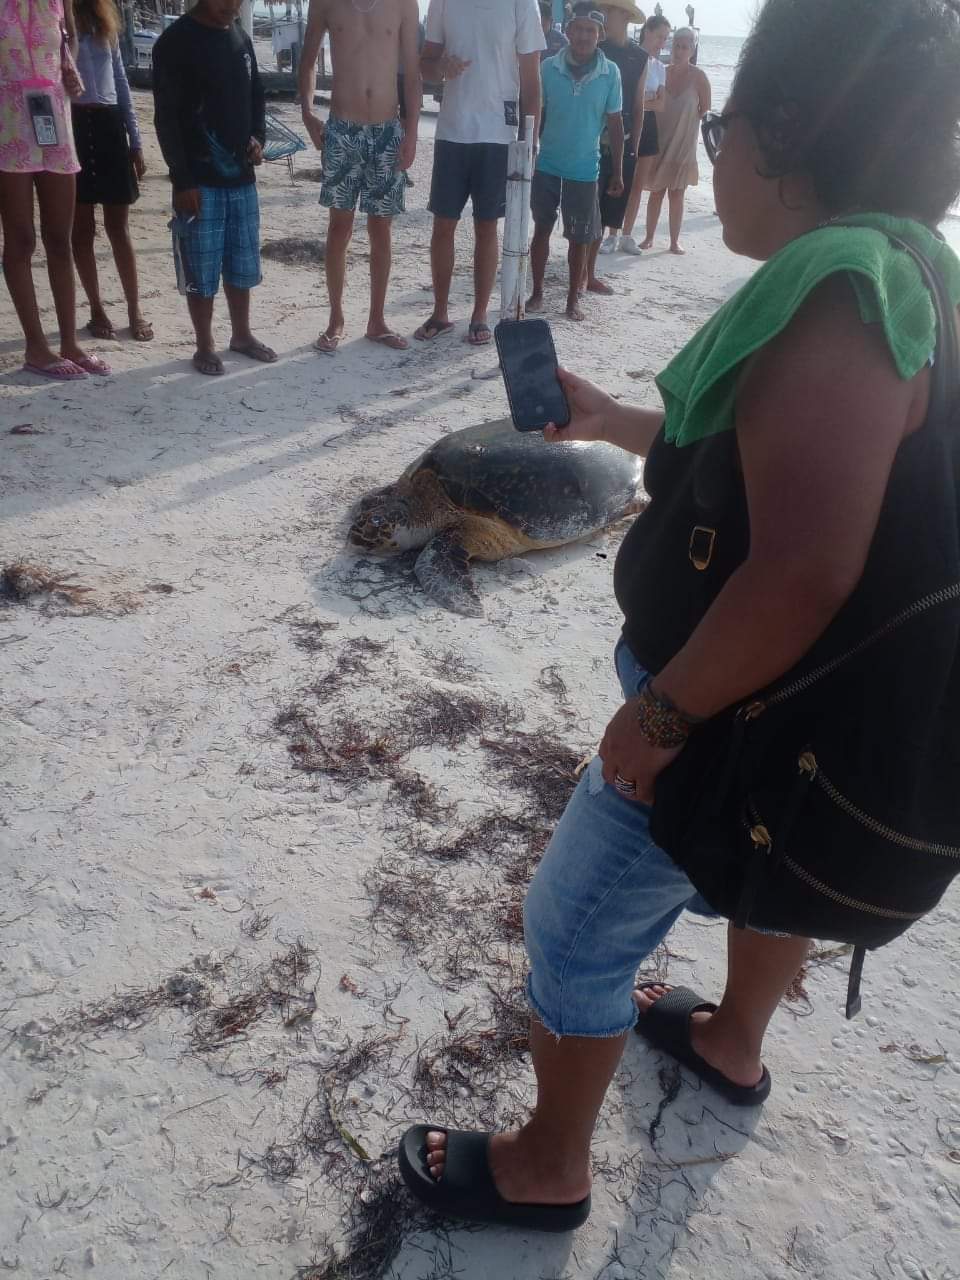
[414,529,483,616]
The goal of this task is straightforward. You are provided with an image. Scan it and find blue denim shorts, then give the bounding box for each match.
[524,639,720,1039]
[171,184,261,298]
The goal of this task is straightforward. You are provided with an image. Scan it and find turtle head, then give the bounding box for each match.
[347,485,430,555]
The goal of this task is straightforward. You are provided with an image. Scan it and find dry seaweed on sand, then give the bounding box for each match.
[413,979,531,1121]
[288,617,340,654]
[274,709,402,783]
[423,645,479,684]
[261,236,326,265]
[480,728,585,821]
[396,684,519,751]
[388,767,451,824]
[293,1167,461,1280]
[310,638,390,697]
[1,561,92,607]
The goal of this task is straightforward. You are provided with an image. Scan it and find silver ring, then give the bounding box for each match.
[615,773,637,795]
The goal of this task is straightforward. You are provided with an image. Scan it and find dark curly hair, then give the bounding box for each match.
[731,0,960,221]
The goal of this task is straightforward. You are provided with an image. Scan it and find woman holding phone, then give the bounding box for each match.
[399,0,960,1237]
[0,0,110,378]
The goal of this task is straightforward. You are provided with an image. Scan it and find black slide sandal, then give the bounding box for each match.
[398,1125,591,1233]
[634,985,772,1107]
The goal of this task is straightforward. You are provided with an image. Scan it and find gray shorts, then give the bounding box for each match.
[530,170,601,245]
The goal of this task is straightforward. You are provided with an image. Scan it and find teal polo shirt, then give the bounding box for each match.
[538,49,623,183]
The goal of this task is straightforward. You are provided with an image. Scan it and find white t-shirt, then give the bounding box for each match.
[425,0,545,145]
[644,54,667,100]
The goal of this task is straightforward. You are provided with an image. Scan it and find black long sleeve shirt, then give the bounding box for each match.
[152,15,265,192]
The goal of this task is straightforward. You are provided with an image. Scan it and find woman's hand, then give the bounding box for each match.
[598,698,683,803]
[132,150,146,180]
[543,367,619,444]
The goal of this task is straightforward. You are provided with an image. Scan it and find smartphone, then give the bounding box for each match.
[494,318,570,432]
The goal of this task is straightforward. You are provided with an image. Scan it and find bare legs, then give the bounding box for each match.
[426,1019,626,1205]
[471,217,498,332]
[621,155,656,242]
[0,171,91,369]
[425,214,457,332]
[639,187,688,253]
[187,294,219,374]
[71,202,150,339]
[34,172,87,364]
[565,241,588,320]
[317,206,353,351]
[667,188,686,254]
[526,221,552,313]
[418,215,497,341]
[315,208,406,351]
[426,924,809,1205]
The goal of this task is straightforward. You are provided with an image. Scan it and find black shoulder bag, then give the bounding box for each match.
[649,233,960,1017]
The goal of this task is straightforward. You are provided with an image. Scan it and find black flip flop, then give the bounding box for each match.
[634,985,772,1107]
[398,1125,591,1233]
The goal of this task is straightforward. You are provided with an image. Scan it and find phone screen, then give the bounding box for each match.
[495,319,570,432]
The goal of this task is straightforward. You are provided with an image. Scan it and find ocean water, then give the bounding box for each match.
[690,32,959,223]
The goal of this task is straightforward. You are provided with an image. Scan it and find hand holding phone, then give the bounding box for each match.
[494,318,571,433]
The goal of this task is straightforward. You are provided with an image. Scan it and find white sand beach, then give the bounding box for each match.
[2,96,960,1280]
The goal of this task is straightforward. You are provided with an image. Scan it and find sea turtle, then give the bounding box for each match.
[347,418,645,616]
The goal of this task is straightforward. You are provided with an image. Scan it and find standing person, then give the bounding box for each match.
[0,0,110,379]
[619,11,669,253]
[640,27,709,253]
[299,0,420,354]
[153,0,276,376]
[539,0,568,57]
[397,16,425,188]
[71,0,152,342]
[586,0,647,279]
[416,0,545,347]
[527,4,623,321]
[398,0,960,1237]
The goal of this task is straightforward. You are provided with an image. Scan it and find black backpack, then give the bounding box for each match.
[645,233,960,1017]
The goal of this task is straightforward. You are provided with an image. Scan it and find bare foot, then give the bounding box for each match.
[586,278,614,296]
[633,984,764,1088]
[640,238,654,250]
[526,293,544,313]
[669,242,686,256]
[423,1129,591,1206]
[565,303,585,321]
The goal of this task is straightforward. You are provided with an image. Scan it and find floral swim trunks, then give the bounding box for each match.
[319,115,405,218]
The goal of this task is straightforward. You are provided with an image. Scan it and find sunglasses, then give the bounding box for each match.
[701,110,743,164]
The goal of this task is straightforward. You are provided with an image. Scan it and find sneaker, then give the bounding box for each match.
[620,234,644,255]
[598,233,619,255]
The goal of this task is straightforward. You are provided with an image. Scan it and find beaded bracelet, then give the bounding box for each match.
[635,682,700,749]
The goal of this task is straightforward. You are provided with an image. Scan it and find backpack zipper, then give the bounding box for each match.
[803,753,960,860]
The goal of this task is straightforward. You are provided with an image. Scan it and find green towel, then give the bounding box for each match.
[657,214,960,449]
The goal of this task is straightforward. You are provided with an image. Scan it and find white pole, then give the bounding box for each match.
[240,0,254,38]
[500,115,535,322]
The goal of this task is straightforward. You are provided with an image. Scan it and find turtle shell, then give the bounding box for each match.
[404,418,644,544]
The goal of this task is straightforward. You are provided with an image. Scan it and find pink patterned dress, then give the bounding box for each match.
[0,0,79,173]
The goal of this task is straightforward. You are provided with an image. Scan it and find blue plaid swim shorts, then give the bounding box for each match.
[171,183,262,298]
[319,116,405,218]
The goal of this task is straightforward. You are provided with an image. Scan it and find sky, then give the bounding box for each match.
[414,0,757,37]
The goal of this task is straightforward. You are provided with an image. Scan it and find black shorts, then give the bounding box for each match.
[636,111,659,158]
[598,148,636,231]
[530,170,601,245]
[428,140,509,222]
[72,105,138,206]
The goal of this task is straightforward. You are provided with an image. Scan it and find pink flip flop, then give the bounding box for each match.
[73,355,112,376]
[22,359,87,381]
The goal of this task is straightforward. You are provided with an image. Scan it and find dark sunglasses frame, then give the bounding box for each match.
[701,110,743,164]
